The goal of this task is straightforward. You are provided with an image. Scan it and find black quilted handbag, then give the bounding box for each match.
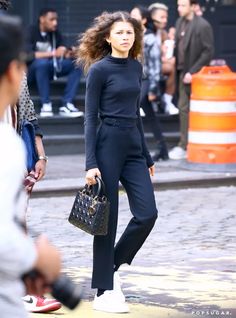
[68,177,110,235]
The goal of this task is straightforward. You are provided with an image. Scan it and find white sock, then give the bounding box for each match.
[163,94,179,114]
[163,93,173,104]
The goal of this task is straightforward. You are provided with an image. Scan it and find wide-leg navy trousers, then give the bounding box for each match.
[92,117,158,290]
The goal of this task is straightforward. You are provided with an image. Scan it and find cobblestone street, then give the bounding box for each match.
[28,186,236,318]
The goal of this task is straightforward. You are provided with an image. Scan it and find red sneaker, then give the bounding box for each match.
[23,295,61,313]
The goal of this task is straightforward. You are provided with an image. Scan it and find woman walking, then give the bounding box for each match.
[76,11,158,313]
[131,5,169,161]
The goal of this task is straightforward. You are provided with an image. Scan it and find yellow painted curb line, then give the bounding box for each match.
[31,301,192,318]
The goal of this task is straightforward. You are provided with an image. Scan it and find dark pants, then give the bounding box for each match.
[140,79,167,150]
[177,71,190,150]
[27,58,82,105]
[92,117,158,290]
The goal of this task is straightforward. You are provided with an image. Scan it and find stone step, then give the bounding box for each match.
[43,132,179,156]
[29,76,86,96]
[28,76,86,112]
[32,95,85,114]
[38,114,179,136]
[29,77,86,106]
[30,78,180,155]
[29,77,179,129]
[38,116,84,135]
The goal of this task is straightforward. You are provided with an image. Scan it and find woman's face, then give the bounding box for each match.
[107,21,135,57]
[130,8,147,27]
[152,9,168,30]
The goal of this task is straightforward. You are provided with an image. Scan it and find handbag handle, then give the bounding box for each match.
[85,176,106,198]
[94,176,106,197]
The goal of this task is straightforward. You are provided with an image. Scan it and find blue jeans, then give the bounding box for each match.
[28,58,82,104]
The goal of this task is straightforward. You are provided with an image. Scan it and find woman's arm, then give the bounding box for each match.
[136,107,154,168]
[18,74,47,180]
[85,65,104,171]
[136,64,154,169]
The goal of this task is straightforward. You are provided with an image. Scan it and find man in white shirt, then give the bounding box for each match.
[27,7,83,117]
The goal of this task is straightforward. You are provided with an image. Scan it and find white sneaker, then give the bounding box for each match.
[40,103,53,117]
[140,108,146,117]
[113,272,126,302]
[163,93,179,115]
[59,103,84,117]
[93,290,129,313]
[165,102,179,115]
[169,146,186,160]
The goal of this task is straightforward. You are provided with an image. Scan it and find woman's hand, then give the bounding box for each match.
[35,136,47,181]
[86,168,101,185]
[149,165,155,177]
[34,159,46,181]
[148,93,157,102]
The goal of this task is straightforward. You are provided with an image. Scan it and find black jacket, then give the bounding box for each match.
[26,25,65,58]
[175,15,214,75]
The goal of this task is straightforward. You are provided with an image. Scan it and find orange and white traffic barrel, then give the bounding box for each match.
[187,65,236,164]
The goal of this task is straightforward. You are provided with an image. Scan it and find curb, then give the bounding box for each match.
[31,175,236,198]
[181,161,236,173]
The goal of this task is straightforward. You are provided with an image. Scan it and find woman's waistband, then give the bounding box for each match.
[101,117,137,127]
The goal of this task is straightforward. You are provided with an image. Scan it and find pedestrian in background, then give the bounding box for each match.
[149,2,179,115]
[27,7,83,117]
[76,11,158,313]
[0,14,61,318]
[168,0,214,159]
[0,0,62,313]
[130,5,169,161]
[3,72,47,193]
[193,2,203,16]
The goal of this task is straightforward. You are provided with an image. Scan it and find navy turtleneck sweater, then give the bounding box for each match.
[85,55,153,170]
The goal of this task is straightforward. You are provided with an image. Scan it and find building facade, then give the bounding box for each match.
[10,0,236,70]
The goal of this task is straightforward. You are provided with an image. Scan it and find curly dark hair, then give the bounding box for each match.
[0,0,11,11]
[76,11,143,73]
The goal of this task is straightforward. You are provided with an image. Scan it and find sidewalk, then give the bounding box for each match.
[31,302,191,318]
[28,185,236,318]
[29,155,236,318]
[32,154,236,197]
